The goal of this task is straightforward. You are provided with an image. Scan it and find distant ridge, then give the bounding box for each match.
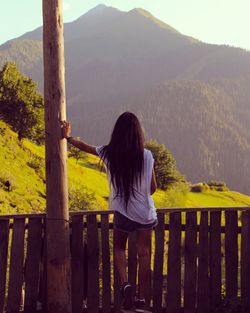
[128,8,180,33]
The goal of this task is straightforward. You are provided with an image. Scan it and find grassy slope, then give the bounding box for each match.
[0,120,250,215]
[0,120,109,214]
[185,190,250,208]
[0,121,46,214]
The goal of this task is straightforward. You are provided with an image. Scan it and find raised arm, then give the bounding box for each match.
[61,121,98,156]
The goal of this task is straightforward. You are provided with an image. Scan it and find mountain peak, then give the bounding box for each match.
[129,8,153,18]
[90,4,107,11]
[127,8,180,33]
[85,4,121,16]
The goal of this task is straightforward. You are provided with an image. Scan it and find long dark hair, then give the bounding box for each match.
[101,112,144,208]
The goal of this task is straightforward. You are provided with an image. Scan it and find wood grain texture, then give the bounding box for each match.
[43,0,72,311]
[241,210,250,309]
[153,213,164,313]
[113,225,122,313]
[71,215,84,313]
[24,218,43,313]
[166,212,182,313]
[225,210,238,299]
[101,215,111,313]
[184,212,198,313]
[0,219,9,313]
[197,211,209,313]
[37,218,47,313]
[144,237,152,309]
[87,214,99,313]
[128,231,137,308]
[7,218,25,313]
[210,211,222,310]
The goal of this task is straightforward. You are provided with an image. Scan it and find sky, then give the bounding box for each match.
[0,0,250,51]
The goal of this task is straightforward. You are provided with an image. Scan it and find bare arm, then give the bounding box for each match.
[67,137,98,156]
[61,121,98,156]
[150,169,157,195]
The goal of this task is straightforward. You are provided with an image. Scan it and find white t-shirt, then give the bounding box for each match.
[96,146,157,224]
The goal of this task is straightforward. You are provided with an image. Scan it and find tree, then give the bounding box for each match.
[145,139,185,190]
[0,62,44,143]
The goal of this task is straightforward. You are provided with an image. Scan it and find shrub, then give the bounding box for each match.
[190,182,209,192]
[207,181,229,191]
[69,185,97,211]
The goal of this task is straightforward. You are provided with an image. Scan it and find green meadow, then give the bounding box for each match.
[0,120,249,215]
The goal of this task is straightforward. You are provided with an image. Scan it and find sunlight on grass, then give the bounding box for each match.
[0,120,249,214]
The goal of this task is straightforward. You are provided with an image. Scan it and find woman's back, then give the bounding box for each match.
[61,112,157,312]
[96,146,157,224]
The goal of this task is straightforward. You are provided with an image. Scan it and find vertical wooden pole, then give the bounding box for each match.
[42,1,72,313]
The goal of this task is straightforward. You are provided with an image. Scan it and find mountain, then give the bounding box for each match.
[0,4,250,194]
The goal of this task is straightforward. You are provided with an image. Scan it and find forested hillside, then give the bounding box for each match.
[132,80,250,193]
[0,4,249,194]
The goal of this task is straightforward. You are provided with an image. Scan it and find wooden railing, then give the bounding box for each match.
[1,207,250,313]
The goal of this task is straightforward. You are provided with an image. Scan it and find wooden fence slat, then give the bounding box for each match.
[128,231,137,308]
[225,210,238,299]
[83,238,88,303]
[113,227,121,313]
[7,218,25,313]
[101,215,111,313]
[87,214,99,313]
[0,219,9,313]
[197,211,209,313]
[24,218,43,313]
[241,210,250,309]
[165,212,182,313]
[40,219,47,312]
[184,212,198,313]
[144,237,152,309]
[153,213,165,313]
[210,211,222,310]
[71,215,84,313]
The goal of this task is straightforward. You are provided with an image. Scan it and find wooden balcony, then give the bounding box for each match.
[0,207,250,313]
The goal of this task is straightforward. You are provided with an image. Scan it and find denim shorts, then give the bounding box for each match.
[113,211,158,233]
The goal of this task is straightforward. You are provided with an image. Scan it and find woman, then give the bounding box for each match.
[61,112,157,312]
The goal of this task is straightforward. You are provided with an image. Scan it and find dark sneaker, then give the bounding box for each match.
[134,297,145,313]
[120,282,133,310]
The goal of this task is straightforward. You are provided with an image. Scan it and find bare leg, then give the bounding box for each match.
[136,229,152,299]
[114,229,128,284]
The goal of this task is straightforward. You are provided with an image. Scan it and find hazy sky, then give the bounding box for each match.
[1,0,249,51]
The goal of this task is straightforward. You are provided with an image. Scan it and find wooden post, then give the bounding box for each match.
[42,1,72,313]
